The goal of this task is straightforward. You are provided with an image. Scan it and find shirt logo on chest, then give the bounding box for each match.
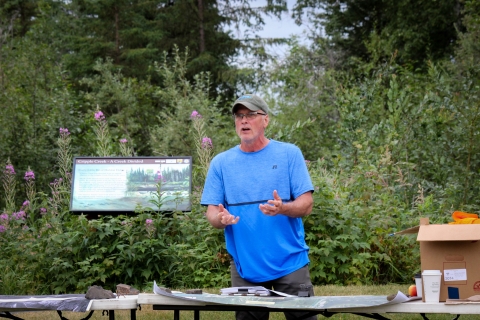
[272,165,277,169]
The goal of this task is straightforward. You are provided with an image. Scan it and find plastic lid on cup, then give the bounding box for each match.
[422,270,442,276]
[414,273,421,278]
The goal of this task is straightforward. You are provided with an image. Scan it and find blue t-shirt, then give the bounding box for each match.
[201,140,314,282]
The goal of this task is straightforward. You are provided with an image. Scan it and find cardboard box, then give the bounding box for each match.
[415,218,480,301]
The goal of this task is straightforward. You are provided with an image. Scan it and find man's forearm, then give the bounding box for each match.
[205,205,227,229]
[279,192,313,218]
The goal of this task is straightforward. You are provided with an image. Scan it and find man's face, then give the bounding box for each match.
[233,105,269,144]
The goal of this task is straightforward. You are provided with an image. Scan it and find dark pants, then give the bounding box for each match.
[230,261,318,320]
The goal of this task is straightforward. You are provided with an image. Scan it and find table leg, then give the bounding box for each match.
[0,312,24,320]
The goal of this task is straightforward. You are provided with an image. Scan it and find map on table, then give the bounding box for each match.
[0,294,90,312]
[153,281,418,310]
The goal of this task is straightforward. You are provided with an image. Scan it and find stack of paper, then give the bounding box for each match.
[220,286,271,296]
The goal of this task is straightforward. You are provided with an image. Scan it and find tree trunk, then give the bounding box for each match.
[0,11,19,88]
[198,0,205,53]
[115,6,120,64]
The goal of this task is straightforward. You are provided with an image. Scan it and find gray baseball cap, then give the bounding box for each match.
[232,94,270,114]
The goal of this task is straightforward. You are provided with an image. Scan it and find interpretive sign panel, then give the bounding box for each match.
[70,156,192,213]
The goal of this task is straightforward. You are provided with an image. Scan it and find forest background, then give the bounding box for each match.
[1,0,480,295]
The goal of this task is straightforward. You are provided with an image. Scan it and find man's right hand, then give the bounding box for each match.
[217,204,240,225]
[206,204,239,229]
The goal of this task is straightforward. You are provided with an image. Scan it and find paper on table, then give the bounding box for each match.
[153,281,294,298]
[220,287,296,297]
[153,281,415,305]
[385,291,422,305]
[153,281,183,295]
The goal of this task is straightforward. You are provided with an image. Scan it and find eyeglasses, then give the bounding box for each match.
[233,111,267,120]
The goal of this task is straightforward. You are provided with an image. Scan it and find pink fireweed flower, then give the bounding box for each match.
[94,111,105,121]
[190,110,202,119]
[50,178,62,186]
[59,128,70,135]
[5,164,15,175]
[0,225,6,233]
[305,160,311,168]
[22,200,30,207]
[145,218,155,236]
[201,137,213,149]
[120,138,128,144]
[24,170,35,181]
[154,171,166,183]
[12,211,26,220]
[0,213,8,221]
[40,208,47,215]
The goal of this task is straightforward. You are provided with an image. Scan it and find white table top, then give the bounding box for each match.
[138,293,208,306]
[330,299,480,315]
[137,293,480,315]
[3,294,480,315]
[87,295,139,311]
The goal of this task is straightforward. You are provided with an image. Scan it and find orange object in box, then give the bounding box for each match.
[449,211,480,224]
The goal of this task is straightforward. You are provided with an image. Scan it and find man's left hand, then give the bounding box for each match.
[259,190,283,216]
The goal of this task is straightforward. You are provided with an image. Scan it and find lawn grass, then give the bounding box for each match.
[8,284,478,320]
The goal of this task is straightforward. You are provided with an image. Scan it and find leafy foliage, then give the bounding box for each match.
[294,0,464,69]
[0,36,82,205]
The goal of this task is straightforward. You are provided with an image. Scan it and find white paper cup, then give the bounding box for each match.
[414,273,423,298]
[422,270,442,302]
